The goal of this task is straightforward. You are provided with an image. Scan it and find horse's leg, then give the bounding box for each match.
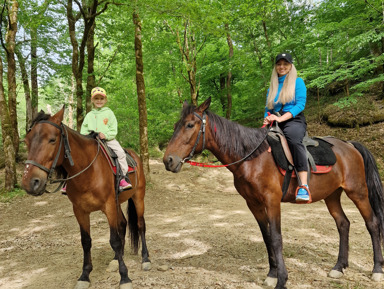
[246,201,277,287]
[106,208,127,273]
[266,203,288,289]
[131,196,151,271]
[324,188,350,278]
[347,189,384,281]
[105,201,132,289]
[73,208,92,289]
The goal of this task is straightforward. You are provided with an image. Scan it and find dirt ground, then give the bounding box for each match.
[1,156,384,289]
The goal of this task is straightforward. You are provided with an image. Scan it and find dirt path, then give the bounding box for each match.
[0,159,383,289]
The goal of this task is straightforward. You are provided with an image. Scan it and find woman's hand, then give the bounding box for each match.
[263,112,293,125]
[264,114,280,124]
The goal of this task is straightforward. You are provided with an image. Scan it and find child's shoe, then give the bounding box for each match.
[61,185,67,195]
[119,179,132,190]
[296,184,310,202]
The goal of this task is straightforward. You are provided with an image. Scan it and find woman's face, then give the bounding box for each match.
[275,59,292,76]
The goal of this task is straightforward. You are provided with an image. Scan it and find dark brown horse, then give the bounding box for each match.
[163,97,384,289]
[22,107,150,289]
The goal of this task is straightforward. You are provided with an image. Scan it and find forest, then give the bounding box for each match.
[0,0,384,192]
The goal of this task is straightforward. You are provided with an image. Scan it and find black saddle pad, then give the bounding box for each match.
[267,135,337,171]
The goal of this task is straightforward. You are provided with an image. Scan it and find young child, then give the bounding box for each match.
[80,87,132,190]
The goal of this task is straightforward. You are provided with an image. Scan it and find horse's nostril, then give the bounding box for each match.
[32,178,41,190]
[168,156,173,164]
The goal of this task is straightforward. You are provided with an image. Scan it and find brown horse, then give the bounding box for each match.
[22,107,151,289]
[163,97,384,289]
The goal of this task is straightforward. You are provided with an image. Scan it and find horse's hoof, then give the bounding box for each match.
[120,282,133,289]
[142,261,152,271]
[106,259,119,272]
[263,276,277,287]
[328,269,343,279]
[74,281,90,289]
[372,273,384,282]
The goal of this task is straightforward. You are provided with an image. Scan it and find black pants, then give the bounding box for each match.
[278,112,308,172]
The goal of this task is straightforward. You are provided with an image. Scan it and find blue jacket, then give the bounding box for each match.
[264,75,307,118]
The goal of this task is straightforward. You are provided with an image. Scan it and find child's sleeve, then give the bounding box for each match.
[80,114,90,135]
[105,111,118,140]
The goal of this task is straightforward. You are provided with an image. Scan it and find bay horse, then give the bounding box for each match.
[21,107,151,289]
[163,97,384,289]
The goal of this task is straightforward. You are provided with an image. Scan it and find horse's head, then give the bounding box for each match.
[163,97,211,173]
[22,106,65,196]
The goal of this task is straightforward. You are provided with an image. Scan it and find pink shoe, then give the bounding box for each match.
[61,185,67,194]
[119,179,132,190]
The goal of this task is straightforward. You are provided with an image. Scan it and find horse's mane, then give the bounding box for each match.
[178,104,269,160]
[28,110,51,131]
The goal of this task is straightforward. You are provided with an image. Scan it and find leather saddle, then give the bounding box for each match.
[96,137,137,175]
[266,123,336,197]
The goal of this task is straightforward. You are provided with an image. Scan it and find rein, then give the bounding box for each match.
[182,112,268,168]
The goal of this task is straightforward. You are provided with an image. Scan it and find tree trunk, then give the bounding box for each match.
[225,24,233,120]
[86,21,96,113]
[174,20,201,106]
[31,27,38,121]
[15,47,32,132]
[0,54,16,192]
[66,0,98,131]
[133,10,150,178]
[6,0,19,157]
[0,0,19,191]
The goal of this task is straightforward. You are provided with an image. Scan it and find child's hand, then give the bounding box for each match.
[99,132,106,139]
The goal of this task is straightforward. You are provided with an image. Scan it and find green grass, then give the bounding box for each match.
[0,187,26,202]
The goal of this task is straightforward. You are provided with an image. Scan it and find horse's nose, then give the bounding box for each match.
[32,177,42,191]
[163,155,173,170]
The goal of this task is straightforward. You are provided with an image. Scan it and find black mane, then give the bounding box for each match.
[28,110,51,131]
[178,104,269,160]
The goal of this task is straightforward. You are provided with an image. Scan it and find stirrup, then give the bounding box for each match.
[295,185,312,204]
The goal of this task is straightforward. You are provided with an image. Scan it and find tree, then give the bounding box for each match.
[133,7,150,177]
[0,0,19,191]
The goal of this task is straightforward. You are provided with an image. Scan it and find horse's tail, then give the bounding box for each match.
[351,141,384,242]
[127,198,140,254]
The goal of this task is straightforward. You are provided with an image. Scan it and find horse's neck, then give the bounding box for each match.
[64,129,99,171]
[205,118,267,171]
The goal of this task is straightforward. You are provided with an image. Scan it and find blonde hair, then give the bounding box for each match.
[266,64,297,110]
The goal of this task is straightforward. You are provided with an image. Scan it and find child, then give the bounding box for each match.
[81,87,131,190]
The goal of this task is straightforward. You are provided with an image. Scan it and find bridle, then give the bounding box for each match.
[25,120,100,190]
[179,111,268,168]
[25,120,74,181]
[181,112,207,164]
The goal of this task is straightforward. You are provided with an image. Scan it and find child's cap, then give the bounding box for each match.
[91,87,107,99]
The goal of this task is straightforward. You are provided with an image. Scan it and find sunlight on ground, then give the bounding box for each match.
[169,237,211,259]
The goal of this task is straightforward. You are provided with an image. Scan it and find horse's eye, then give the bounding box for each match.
[49,138,56,144]
[186,123,194,128]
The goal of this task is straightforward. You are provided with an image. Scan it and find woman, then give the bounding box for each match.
[263,52,310,202]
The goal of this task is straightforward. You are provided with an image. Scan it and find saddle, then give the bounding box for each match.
[96,137,137,175]
[267,124,336,198]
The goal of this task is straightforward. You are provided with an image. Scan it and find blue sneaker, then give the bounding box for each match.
[296,184,310,202]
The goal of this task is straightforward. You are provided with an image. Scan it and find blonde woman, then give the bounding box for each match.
[263,53,309,202]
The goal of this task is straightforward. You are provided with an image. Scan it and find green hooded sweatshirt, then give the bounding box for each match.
[80,107,118,140]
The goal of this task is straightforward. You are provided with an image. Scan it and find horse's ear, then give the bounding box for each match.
[197,97,211,113]
[52,105,65,123]
[183,100,189,109]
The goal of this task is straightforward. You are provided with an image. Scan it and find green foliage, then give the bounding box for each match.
[2,0,384,165]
